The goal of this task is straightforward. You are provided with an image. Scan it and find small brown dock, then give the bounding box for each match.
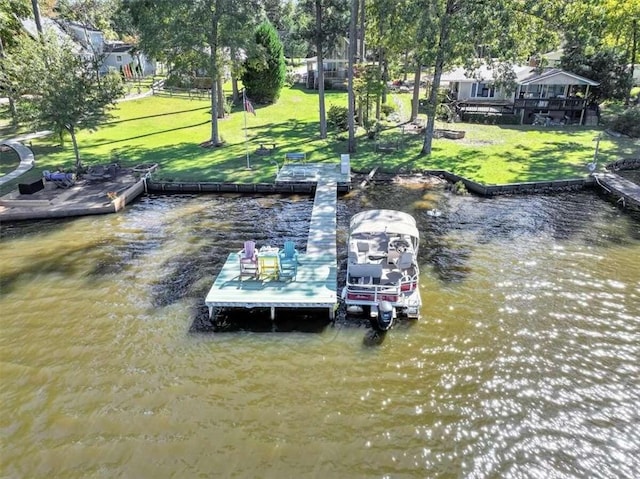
[593,172,640,209]
[0,169,148,222]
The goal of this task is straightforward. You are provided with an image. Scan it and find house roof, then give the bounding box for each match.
[519,68,599,86]
[19,17,83,54]
[105,42,134,53]
[65,20,101,32]
[441,65,599,86]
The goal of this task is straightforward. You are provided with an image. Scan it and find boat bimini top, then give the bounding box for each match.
[349,209,419,240]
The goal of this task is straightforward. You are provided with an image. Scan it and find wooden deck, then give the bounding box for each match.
[593,173,640,209]
[204,167,342,320]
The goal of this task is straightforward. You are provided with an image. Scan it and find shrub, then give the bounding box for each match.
[462,113,520,125]
[327,104,349,131]
[381,103,395,118]
[609,106,640,138]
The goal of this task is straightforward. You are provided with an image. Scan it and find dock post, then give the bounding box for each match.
[270,307,275,320]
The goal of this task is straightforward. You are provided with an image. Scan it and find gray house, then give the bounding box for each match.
[20,17,155,78]
[441,65,600,125]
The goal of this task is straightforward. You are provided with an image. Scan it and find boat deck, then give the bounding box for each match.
[205,164,343,320]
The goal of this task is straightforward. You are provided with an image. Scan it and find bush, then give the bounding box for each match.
[327,104,349,132]
[462,113,521,125]
[609,106,640,138]
[381,103,395,118]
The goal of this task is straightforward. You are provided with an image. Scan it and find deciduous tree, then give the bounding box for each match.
[297,0,349,139]
[126,0,258,147]
[1,30,123,169]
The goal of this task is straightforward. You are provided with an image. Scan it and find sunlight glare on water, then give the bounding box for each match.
[1,187,639,478]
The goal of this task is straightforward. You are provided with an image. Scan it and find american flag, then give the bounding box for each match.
[244,96,256,116]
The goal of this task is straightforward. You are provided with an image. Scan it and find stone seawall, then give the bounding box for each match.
[606,158,640,171]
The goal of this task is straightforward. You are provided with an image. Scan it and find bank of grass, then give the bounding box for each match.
[1,84,638,195]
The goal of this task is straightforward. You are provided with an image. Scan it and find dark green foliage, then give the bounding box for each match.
[242,21,286,103]
[560,46,632,102]
[1,31,123,169]
[461,113,521,125]
[609,107,640,138]
[381,104,395,118]
[327,104,349,131]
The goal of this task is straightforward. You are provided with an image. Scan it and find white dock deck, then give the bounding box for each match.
[205,164,344,320]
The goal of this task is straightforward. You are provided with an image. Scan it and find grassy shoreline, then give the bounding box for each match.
[1,85,638,195]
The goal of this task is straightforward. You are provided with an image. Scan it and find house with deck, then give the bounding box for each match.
[441,65,600,125]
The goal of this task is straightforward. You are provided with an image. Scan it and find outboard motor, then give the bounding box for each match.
[376,301,395,331]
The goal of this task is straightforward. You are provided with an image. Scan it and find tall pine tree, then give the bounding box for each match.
[242,21,286,104]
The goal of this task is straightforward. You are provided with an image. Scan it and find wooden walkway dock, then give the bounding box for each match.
[593,172,640,209]
[204,163,348,321]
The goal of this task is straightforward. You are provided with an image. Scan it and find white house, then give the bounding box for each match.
[102,42,156,77]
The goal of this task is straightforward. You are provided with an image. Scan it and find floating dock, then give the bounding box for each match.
[204,163,349,321]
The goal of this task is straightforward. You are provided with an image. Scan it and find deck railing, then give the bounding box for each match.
[513,98,587,110]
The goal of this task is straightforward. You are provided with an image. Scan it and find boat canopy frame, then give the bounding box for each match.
[349,209,420,240]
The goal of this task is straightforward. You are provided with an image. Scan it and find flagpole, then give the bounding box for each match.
[243,88,251,169]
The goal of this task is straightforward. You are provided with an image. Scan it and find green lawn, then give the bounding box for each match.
[1,84,638,195]
[0,146,20,176]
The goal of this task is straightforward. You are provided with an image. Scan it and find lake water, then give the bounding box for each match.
[1,184,639,478]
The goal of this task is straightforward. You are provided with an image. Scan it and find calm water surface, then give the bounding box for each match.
[1,185,639,478]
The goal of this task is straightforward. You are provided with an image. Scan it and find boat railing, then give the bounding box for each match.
[345,271,418,303]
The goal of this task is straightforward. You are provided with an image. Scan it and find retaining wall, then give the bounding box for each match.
[422,170,594,196]
[606,158,640,171]
[147,181,351,194]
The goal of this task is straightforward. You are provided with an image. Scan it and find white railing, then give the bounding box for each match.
[345,272,419,304]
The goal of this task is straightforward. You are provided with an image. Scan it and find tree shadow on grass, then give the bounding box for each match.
[104,105,211,126]
[84,120,211,149]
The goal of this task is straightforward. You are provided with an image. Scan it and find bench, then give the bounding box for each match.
[375,141,399,153]
[284,152,306,163]
[348,263,383,285]
[256,143,276,156]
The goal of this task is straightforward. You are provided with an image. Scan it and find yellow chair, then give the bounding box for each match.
[258,255,279,280]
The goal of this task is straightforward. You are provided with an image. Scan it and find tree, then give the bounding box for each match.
[241,21,286,103]
[54,0,121,39]
[1,31,123,169]
[126,0,259,147]
[262,0,305,60]
[560,46,632,102]
[561,0,640,104]
[0,0,31,125]
[415,0,556,155]
[297,0,349,139]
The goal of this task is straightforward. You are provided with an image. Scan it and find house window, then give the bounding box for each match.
[116,55,122,63]
[471,82,495,98]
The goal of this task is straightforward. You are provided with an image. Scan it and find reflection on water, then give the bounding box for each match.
[1,186,639,478]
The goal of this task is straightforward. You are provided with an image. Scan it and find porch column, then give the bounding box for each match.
[579,85,591,125]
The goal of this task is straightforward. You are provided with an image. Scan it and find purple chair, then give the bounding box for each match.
[239,241,258,280]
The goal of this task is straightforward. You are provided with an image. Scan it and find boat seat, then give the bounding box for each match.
[396,252,413,270]
[387,250,400,264]
[349,263,382,284]
[356,241,370,252]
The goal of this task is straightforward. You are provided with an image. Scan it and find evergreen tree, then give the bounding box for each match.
[242,21,286,104]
